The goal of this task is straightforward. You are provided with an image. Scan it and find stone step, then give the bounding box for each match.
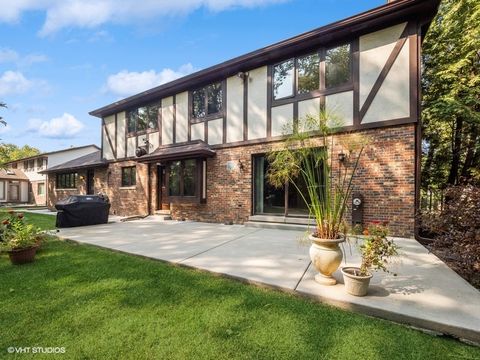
[244,221,310,232]
[155,210,171,215]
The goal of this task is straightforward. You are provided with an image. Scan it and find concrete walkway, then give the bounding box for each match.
[57,218,480,344]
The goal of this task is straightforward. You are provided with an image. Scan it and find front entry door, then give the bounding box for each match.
[86,169,95,195]
[156,165,165,210]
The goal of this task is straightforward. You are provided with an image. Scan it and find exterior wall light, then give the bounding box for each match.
[338,152,347,163]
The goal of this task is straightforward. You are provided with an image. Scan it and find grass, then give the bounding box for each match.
[1,213,479,359]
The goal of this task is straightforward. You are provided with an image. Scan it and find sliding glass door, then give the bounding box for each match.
[253,154,320,216]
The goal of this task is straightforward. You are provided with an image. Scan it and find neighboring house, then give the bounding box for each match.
[43,0,440,237]
[0,169,29,203]
[3,145,99,205]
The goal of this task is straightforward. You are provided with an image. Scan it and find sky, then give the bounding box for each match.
[0,0,383,153]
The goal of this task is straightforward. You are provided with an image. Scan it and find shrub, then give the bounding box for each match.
[421,184,480,288]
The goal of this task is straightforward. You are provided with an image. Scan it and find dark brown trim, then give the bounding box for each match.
[90,0,440,118]
[352,38,360,126]
[187,91,192,142]
[173,95,177,144]
[293,100,299,133]
[101,119,105,160]
[204,118,208,143]
[266,65,273,138]
[359,26,409,121]
[158,102,162,147]
[147,163,152,214]
[222,79,227,144]
[408,21,419,121]
[414,21,423,239]
[271,84,354,107]
[243,75,248,141]
[114,113,118,158]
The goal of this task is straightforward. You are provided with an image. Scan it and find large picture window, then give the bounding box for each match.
[192,82,223,120]
[56,173,77,189]
[121,166,136,187]
[272,43,352,101]
[127,103,159,134]
[168,159,197,197]
[325,44,352,88]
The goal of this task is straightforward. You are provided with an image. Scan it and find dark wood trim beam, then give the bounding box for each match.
[352,38,360,126]
[243,74,248,141]
[266,65,272,138]
[173,95,177,144]
[359,27,409,121]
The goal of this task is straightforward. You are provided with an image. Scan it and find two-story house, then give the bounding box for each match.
[2,145,99,205]
[43,0,440,237]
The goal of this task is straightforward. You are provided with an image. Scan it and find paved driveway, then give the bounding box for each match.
[57,218,480,344]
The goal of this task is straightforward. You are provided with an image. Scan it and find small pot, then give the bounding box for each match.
[7,246,38,265]
[309,234,345,286]
[341,267,373,296]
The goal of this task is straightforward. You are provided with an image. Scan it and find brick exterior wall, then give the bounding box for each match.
[30,180,47,206]
[46,124,416,237]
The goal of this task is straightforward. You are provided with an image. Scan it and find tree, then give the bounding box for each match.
[0,101,6,126]
[0,143,41,165]
[422,0,480,190]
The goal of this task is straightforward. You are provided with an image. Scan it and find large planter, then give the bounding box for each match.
[309,234,345,285]
[7,246,38,265]
[341,267,373,296]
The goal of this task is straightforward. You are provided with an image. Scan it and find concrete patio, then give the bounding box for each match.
[57,218,480,344]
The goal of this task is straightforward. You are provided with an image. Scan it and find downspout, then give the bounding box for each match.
[147,162,152,215]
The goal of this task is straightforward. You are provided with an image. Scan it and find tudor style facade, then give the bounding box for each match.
[46,0,440,237]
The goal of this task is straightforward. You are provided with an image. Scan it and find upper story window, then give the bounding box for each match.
[11,163,17,169]
[273,59,294,100]
[192,82,223,121]
[272,43,352,101]
[325,44,352,88]
[127,103,159,134]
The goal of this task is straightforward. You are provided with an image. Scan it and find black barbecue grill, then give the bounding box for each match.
[55,195,110,228]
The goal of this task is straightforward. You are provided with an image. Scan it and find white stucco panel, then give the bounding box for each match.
[161,96,174,145]
[247,66,267,140]
[325,91,354,127]
[20,182,28,202]
[117,112,126,159]
[148,132,159,153]
[362,42,410,124]
[191,122,204,141]
[208,118,223,145]
[359,22,407,108]
[127,137,136,157]
[226,75,244,143]
[176,92,188,143]
[271,104,293,137]
[102,115,115,160]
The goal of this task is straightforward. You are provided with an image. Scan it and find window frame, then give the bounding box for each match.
[55,173,78,189]
[37,182,45,195]
[126,102,160,136]
[166,158,206,203]
[271,42,353,106]
[190,81,226,123]
[121,166,137,187]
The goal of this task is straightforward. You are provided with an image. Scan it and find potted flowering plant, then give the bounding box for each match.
[1,211,44,264]
[342,222,399,296]
[267,112,367,285]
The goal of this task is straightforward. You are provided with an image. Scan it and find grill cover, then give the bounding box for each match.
[55,195,110,228]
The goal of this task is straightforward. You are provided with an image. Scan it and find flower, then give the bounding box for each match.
[7,210,14,214]
[2,219,10,225]
[363,229,369,236]
[17,213,24,219]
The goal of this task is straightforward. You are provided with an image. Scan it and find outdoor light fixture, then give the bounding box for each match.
[237,72,249,81]
[338,152,346,163]
[238,160,245,171]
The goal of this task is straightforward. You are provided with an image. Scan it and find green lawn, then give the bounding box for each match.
[1,214,479,359]
[0,209,56,231]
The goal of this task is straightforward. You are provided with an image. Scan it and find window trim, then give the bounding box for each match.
[272,57,296,101]
[189,81,226,123]
[271,42,353,106]
[121,166,137,187]
[126,102,160,136]
[55,173,78,189]
[166,158,206,204]
[37,182,45,195]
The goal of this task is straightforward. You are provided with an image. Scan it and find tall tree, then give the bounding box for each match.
[0,101,6,126]
[422,0,480,190]
[0,143,41,165]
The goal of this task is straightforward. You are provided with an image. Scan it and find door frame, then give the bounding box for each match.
[86,169,95,195]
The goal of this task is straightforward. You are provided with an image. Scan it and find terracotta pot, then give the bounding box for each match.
[8,246,38,265]
[309,234,345,285]
[341,267,373,296]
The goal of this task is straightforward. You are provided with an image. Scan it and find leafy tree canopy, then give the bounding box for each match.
[422,0,480,189]
[0,143,41,166]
